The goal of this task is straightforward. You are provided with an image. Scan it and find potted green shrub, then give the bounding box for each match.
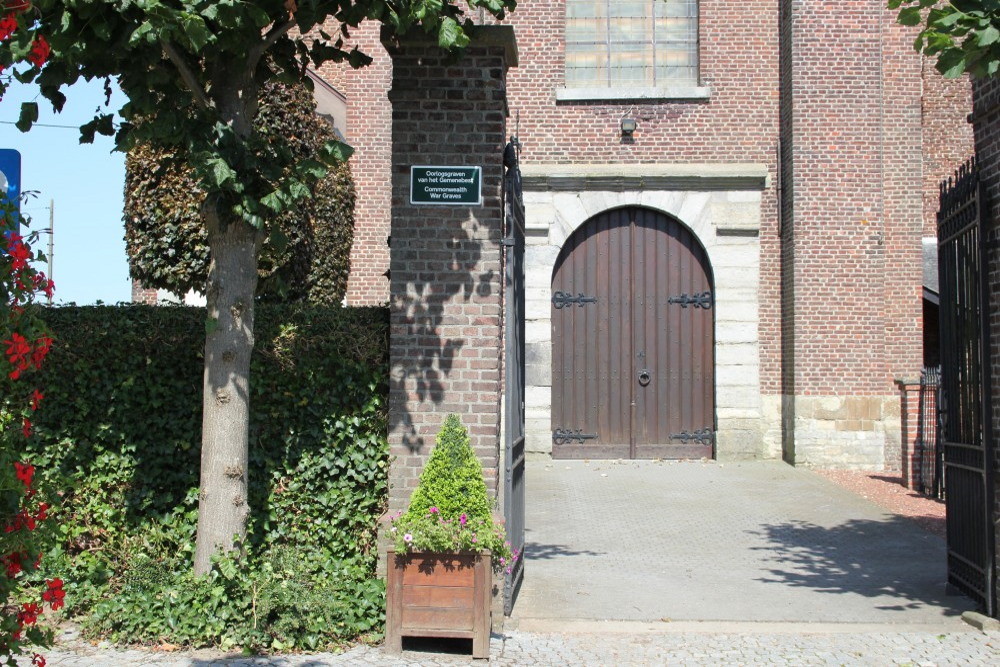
[384,414,517,658]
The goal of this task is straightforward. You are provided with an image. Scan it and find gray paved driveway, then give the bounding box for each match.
[510,459,976,627]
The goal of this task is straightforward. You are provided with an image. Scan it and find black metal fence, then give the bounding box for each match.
[916,366,942,499]
[937,157,996,616]
[502,138,526,616]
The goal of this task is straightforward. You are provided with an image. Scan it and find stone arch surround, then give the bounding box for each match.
[520,163,779,460]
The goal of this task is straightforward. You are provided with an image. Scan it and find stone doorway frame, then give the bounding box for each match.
[520,163,775,460]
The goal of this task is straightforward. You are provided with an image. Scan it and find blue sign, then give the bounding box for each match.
[0,149,22,235]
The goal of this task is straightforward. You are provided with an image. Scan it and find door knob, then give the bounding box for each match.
[638,369,651,386]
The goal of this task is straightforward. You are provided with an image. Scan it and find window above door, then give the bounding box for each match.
[558,0,709,102]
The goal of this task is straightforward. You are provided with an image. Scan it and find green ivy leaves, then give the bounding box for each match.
[24,304,390,650]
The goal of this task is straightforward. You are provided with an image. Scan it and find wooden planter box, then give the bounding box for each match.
[385,549,491,658]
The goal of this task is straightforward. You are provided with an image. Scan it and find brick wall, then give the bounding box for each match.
[385,29,515,516]
[131,279,157,305]
[503,0,783,395]
[318,21,393,306]
[778,2,931,467]
[922,68,975,239]
[330,3,961,469]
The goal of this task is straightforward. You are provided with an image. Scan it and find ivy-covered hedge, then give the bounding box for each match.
[21,304,389,651]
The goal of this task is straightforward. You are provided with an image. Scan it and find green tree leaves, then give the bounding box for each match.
[125,81,357,303]
[890,0,1000,78]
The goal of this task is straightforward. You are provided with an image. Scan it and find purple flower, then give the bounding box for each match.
[460,513,468,526]
[404,533,413,543]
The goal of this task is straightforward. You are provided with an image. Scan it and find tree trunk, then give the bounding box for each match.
[194,202,261,575]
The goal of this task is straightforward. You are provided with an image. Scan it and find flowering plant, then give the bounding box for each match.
[1,197,59,666]
[389,414,518,575]
[0,0,50,95]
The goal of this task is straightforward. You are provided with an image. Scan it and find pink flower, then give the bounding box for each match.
[460,513,467,526]
[428,507,438,515]
[403,533,412,543]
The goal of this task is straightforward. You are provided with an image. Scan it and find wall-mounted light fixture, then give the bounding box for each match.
[620,117,637,137]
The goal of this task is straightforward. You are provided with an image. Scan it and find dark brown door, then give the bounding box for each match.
[551,207,714,459]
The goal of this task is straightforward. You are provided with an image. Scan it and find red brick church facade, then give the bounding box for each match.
[313,1,974,469]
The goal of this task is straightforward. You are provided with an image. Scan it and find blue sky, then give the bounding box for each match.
[2,78,131,305]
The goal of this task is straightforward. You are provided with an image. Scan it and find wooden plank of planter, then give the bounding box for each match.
[402,607,474,632]
[385,549,404,654]
[473,552,490,659]
[384,550,492,658]
[401,560,476,587]
[402,584,476,608]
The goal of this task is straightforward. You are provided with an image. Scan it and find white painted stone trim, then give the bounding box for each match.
[554,86,711,102]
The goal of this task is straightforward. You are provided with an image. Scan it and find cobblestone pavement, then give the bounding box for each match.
[20,624,1000,666]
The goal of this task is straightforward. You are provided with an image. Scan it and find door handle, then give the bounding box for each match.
[638,369,651,386]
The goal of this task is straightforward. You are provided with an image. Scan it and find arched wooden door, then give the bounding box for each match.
[551,207,715,459]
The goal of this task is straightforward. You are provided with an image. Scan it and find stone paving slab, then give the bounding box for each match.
[512,459,976,625]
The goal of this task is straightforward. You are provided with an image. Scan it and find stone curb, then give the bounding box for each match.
[962,610,1000,632]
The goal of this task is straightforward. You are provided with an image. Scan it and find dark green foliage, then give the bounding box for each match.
[891,0,1000,79]
[404,415,493,522]
[124,81,356,303]
[21,304,389,650]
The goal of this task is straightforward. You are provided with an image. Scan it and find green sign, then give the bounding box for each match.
[410,166,482,205]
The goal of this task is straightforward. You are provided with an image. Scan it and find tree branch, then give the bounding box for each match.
[161,39,211,109]
[249,19,297,70]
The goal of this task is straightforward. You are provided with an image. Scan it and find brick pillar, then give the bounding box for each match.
[385,28,517,523]
[895,378,922,488]
[780,1,924,469]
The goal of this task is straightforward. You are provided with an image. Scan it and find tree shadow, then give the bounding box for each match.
[388,210,498,452]
[522,540,605,561]
[746,517,973,615]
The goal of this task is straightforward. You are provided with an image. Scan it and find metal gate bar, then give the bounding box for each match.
[917,366,941,498]
[937,157,996,616]
[502,138,525,616]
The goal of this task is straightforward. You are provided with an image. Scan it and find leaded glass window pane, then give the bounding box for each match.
[565,0,699,87]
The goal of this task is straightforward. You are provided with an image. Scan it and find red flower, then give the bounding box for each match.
[36,502,48,520]
[31,336,52,368]
[6,332,29,362]
[31,654,46,667]
[22,416,31,439]
[14,461,34,487]
[42,579,65,610]
[30,388,43,410]
[17,602,42,627]
[27,34,49,67]
[8,239,30,271]
[2,551,25,578]
[0,13,16,42]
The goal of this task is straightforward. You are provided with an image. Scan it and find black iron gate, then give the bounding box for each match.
[937,158,996,616]
[502,137,525,615]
